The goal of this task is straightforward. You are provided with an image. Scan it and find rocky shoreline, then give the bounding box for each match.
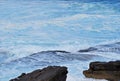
[9,61,120,81]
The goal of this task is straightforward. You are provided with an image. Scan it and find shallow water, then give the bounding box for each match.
[0,0,120,81]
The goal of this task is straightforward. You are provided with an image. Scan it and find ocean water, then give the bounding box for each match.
[0,0,120,81]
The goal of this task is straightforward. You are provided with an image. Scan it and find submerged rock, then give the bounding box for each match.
[83,61,120,81]
[40,50,70,53]
[78,47,98,52]
[78,42,120,54]
[10,66,68,81]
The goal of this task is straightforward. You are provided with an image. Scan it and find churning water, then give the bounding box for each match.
[0,0,120,81]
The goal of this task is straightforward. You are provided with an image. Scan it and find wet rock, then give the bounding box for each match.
[10,66,68,81]
[90,61,120,71]
[78,42,120,53]
[83,61,120,81]
[78,47,98,52]
[40,50,70,53]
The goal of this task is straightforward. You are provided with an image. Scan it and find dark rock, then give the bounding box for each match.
[31,50,70,56]
[78,42,120,53]
[78,47,98,52]
[40,50,70,53]
[90,61,120,71]
[83,61,120,81]
[10,66,68,81]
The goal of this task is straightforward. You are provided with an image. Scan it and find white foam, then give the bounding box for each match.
[0,0,120,81]
[67,75,107,81]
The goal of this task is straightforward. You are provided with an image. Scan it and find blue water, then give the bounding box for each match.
[0,0,120,81]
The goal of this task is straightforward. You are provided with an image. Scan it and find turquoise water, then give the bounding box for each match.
[0,0,120,81]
